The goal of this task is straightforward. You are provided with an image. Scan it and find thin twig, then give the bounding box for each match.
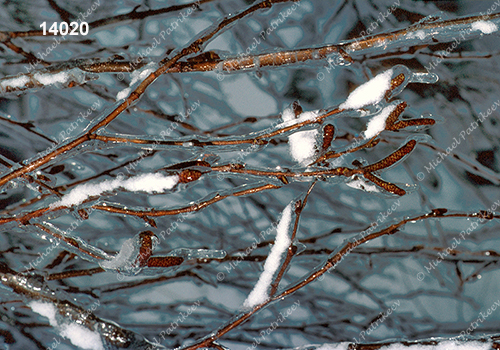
[269,181,316,297]
[180,209,499,350]
[0,0,293,188]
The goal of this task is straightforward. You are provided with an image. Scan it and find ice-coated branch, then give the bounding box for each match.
[50,173,179,208]
[0,0,295,189]
[0,263,163,350]
[243,201,294,308]
[180,209,500,350]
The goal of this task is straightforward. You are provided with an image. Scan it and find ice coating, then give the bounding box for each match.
[100,236,138,270]
[346,176,381,193]
[167,248,227,260]
[379,340,491,350]
[30,301,105,350]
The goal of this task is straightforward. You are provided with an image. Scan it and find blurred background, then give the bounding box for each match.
[0,0,500,349]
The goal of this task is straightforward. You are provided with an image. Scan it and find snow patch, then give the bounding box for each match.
[116,62,158,101]
[363,104,397,139]
[34,71,69,86]
[116,87,131,101]
[288,129,318,165]
[0,75,30,89]
[346,176,380,193]
[297,110,322,123]
[471,20,498,34]
[339,69,393,110]
[281,106,296,123]
[29,301,104,350]
[51,173,179,208]
[30,301,57,326]
[277,106,321,128]
[278,105,321,165]
[243,202,294,308]
[60,323,104,350]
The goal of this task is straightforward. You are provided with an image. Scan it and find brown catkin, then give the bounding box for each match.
[385,73,406,100]
[362,140,416,173]
[339,48,353,63]
[179,169,203,183]
[390,73,405,90]
[135,231,155,267]
[365,138,381,149]
[277,175,289,184]
[385,101,407,129]
[292,101,302,117]
[388,119,436,131]
[363,172,406,196]
[78,209,89,220]
[322,124,335,150]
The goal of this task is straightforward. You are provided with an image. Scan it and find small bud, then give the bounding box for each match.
[179,169,202,183]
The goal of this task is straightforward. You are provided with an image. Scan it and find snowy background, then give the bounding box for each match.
[1,0,500,349]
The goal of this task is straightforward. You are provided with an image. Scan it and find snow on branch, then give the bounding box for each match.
[0,68,97,95]
[51,173,179,208]
[116,62,158,101]
[471,20,498,34]
[279,103,321,165]
[288,129,319,166]
[363,104,398,139]
[29,301,105,350]
[339,69,394,110]
[243,201,294,308]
